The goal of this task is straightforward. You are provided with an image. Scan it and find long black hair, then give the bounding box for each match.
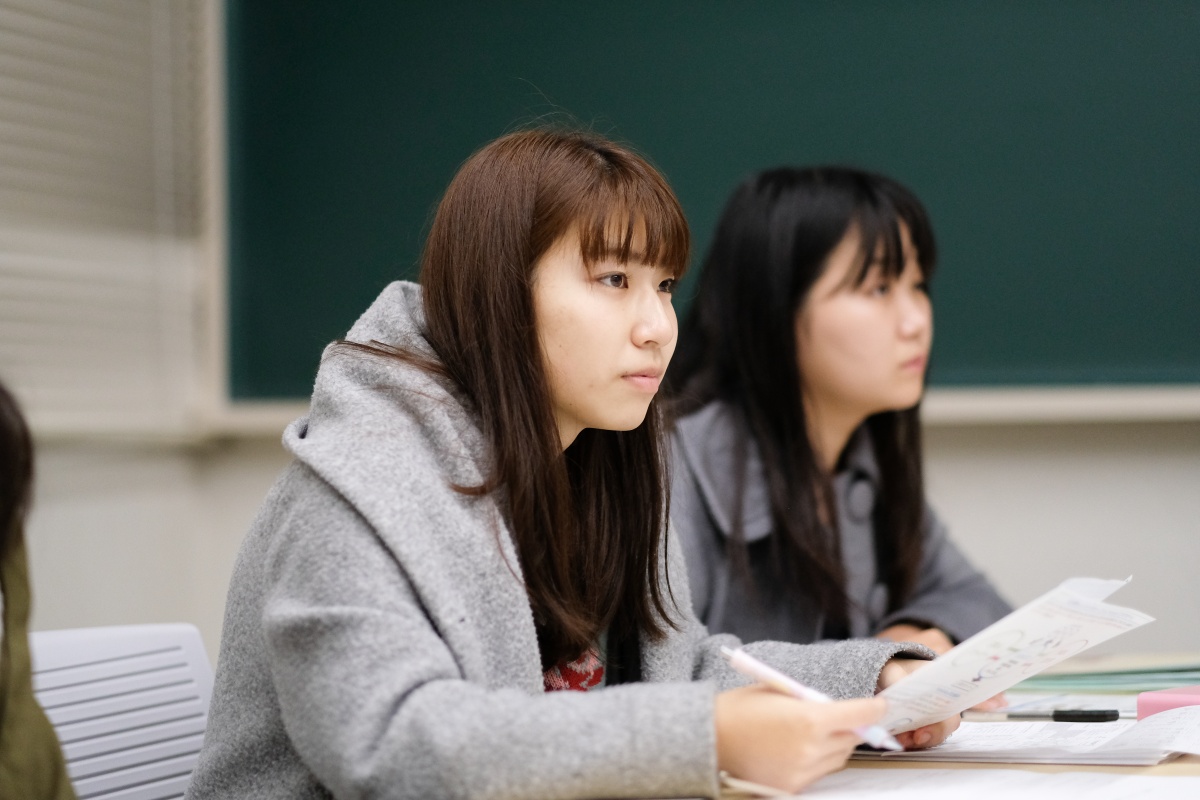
[0,379,34,557]
[666,166,936,629]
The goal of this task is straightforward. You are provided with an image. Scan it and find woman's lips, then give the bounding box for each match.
[622,372,662,392]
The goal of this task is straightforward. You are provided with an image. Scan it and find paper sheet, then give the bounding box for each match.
[880,577,1154,731]
[853,706,1200,766]
[800,767,1200,799]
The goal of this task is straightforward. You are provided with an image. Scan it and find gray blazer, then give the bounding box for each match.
[186,283,930,800]
[671,401,1011,646]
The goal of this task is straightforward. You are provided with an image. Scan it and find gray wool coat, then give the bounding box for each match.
[671,401,1012,646]
[186,282,931,800]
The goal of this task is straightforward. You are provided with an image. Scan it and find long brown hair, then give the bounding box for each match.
[366,129,689,668]
[667,167,935,631]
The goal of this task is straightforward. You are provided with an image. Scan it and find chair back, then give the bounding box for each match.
[29,623,214,800]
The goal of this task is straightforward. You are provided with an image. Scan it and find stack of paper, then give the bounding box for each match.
[1014,652,1200,693]
[853,706,1200,766]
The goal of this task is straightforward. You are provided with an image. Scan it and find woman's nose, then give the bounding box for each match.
[899,290,932,338]
[632,290,676,348]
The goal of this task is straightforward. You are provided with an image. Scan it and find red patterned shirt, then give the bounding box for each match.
[543,646,605,692]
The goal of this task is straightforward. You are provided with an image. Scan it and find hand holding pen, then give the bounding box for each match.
[713,646,963,793]
[720,646,903,750]
[712,668,891,795]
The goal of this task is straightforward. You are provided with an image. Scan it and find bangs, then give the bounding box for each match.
[845,186,937,288]
[574,172,690,278]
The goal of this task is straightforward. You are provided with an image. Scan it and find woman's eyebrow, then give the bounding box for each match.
[589,248,651,265]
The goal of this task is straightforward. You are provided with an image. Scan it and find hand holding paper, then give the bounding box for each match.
[879,577,1155,733]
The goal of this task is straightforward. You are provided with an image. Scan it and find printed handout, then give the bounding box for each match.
[880,577,1154,732]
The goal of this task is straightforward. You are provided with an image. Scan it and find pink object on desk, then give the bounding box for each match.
[1137,685,1200,720]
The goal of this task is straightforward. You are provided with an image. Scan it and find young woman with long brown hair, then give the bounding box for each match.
[187,132,957,799]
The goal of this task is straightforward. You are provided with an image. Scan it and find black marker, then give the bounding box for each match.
[963,709,1123,723]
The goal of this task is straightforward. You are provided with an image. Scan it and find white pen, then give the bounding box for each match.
[720,646,903,751]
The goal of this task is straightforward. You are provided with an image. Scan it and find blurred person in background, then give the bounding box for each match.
[667,167,1011,655]
[0,378,76,799]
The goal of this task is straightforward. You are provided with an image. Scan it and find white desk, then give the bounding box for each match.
[807,745,1200,798]
[847,752,1200,776]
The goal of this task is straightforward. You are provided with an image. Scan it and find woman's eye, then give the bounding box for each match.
[659,278,677,294]
[599,273,628,289]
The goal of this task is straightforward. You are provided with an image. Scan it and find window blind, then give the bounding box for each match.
[0,0,208,438]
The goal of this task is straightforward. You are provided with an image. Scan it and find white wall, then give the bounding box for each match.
[26,436,290,661]
[924,421,1200,656]
[25,420,1200,664]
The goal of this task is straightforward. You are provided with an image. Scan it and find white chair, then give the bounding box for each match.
[29,623,214,800]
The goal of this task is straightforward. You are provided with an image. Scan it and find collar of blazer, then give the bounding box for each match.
[672,400,879,544]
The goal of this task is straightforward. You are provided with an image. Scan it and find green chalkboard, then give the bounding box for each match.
[227,1,1200,399]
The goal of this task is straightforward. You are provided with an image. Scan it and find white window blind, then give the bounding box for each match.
[0,0,209,438]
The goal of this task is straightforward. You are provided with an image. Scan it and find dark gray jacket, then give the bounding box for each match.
[187,283,930,800]
[671,401,1011,646]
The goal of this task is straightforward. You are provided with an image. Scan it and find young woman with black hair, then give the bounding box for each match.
[0,379,76,799]
[187,133,958,800]
[667,167,1011,657]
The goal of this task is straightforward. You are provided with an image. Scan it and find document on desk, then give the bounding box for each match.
[803,767,1200,799]
[879,576,1154,732]
[853,706,1200,766]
